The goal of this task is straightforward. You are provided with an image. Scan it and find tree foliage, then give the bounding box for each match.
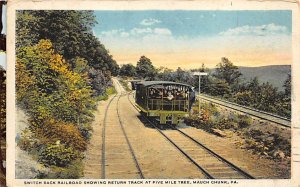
[16,10,119,96]
[119,64,136,77]
[136,56,157,80]
[153,57,291,118]
[16,40,95,169]
[15,10,122,175]
[17,40,95,124]
[214,57,242,86]
[283,74,291,98]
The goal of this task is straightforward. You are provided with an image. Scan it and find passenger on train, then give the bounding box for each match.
[167,92,174,100]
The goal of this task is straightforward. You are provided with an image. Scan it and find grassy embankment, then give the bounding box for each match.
[119,78,131,92]
[97,86,117,101]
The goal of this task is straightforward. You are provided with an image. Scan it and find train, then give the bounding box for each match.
[134,81,195,125]
[130,80,141,90]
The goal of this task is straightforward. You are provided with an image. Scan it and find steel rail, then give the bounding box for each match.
[199,96,290,128]
[102,79,144,178]
[171,126,255,179]
[116,94,144,179]
[126,92,213,179]
[200,94,290,121]
[101,94,117,179]
[127,92,254,179]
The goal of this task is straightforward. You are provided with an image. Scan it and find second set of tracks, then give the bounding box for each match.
[101,79,255,179]
[101,81,144,179]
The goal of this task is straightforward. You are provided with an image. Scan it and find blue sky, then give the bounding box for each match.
[94,10,292,69]
[94,10,291,37]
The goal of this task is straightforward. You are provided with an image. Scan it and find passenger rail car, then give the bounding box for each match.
[130,80,141,90]
[135,81,195,125]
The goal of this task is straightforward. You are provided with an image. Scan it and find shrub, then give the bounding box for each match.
[38,143,83,167]
[17,128,39,152]
[185,109,213,131]
[31,118,87,151]
[237,114,252,128]
[79,123,93,140]
[36,159,83,179]
[106,86,117,95]
[213,118,239,130]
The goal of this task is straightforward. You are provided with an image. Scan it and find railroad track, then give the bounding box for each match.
[127,92,254,179]
[101,80,143,179]
[198,94,291,128]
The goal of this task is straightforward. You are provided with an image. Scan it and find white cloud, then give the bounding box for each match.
[97,24,291,69]
[140,18,162,26]
[101,29,125,37]
[99,27,172,39]
[130,28,152,35]
[219,23,288,36]
[120,32,130,38]
[153,28,172,35]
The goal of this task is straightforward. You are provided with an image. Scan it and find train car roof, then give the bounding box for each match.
[137,81,193,88]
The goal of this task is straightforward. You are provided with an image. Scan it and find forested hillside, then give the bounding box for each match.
[238,65,291,91]
[16,10,119,178]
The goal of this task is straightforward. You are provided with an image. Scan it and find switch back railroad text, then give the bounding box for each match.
[24,180,238,185]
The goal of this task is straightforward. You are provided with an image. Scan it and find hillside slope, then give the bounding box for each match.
[238,65,291,91]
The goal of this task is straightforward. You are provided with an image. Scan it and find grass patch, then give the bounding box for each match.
[97,86,117,101]
[119,79,131,92]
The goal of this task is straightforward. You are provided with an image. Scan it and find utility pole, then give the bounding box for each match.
[193,72,208,116]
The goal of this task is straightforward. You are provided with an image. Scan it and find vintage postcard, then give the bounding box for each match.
[6,0,300,187]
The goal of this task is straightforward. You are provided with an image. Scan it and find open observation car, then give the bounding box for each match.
[130,80,142,90]
[135,81,195,125]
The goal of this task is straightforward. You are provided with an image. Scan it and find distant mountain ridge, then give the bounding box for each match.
[238,65,290,91]
[210,65,291,91]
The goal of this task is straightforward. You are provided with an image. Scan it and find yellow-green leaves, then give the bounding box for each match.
[16,40,96,168]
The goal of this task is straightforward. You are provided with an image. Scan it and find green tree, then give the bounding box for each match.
[279,74,291,117]
[208,78,231,97]
[16,40,97,170]
[16,39,95,126]
[136,56,157,80]
[214,57,242,86]
[16,10,119,95]
[119,64,136,77]
[283,74,291,98]
[156,66,173,81]
[192,63,210,94]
